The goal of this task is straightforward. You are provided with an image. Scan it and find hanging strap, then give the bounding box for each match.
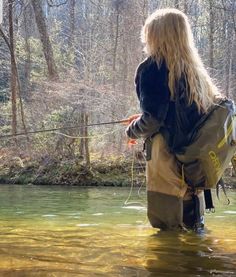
[216,178,230,205]
[204,189,215,212]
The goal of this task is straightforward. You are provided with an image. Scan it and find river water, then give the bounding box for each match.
[0,185,235,276]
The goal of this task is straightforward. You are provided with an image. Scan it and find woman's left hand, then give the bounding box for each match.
[122,114,142,125]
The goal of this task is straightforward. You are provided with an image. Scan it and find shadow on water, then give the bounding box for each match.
[144,229,236,276]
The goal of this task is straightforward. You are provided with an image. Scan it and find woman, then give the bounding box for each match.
[126,9,220,231]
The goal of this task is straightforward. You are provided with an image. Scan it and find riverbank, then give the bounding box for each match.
[0,158,145,187]
[0,157,236,188]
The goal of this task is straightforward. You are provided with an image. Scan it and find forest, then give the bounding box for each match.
[0,0,235,185]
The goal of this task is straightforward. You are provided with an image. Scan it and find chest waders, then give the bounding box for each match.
[145,135,204,231]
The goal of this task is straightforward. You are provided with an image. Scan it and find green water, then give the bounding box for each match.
[0,185,235,276]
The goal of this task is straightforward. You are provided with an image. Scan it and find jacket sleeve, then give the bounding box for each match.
[126,59,169,139]
[126,112,161,139]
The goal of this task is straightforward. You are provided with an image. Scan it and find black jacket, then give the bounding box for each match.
[126,57,203,152]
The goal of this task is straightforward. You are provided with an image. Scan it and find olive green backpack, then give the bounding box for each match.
[175,98,236,189]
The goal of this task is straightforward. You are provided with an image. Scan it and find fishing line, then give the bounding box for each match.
[123,147,145,208]
[137,151,146,197]
[123,147,149,227]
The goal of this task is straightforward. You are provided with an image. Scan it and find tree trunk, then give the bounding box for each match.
[84,113,90,167]
[225,38,233,97]
[79,106,85,157]
[69,0,76,47]
[112,5,120,89]
[8,0,17,137]
[23,6,31,99]
[78,104,90,167]
[31,0,58,80]
[209,0,214,69]
[1,2,28,141]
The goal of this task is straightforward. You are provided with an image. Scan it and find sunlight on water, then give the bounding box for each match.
[0,185,235,276]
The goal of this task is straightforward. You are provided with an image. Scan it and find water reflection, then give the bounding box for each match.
[144,230,236,276]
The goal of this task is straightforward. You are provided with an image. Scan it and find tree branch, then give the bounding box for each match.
[0,27,11,50]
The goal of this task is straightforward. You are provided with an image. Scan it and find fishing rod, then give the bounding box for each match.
[0,119,130,139]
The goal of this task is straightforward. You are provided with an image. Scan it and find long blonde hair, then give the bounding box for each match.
[141,8,220,112]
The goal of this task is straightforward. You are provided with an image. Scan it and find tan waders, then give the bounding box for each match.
[146,134,204,230]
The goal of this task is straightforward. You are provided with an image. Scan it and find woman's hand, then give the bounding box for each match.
[122,114,142,125]
[123,114,141,146]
